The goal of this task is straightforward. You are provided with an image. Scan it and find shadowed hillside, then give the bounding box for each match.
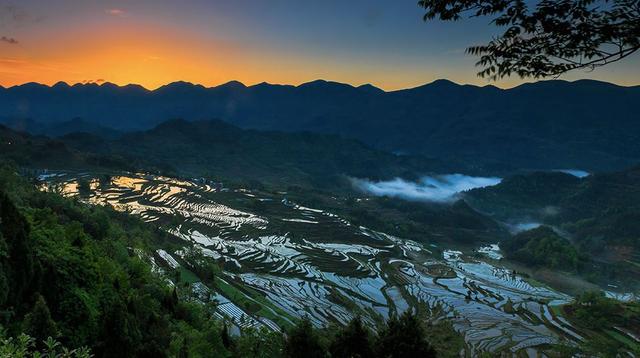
[61,119,453,189]
[2,79,639,173]
[466,168,640,288]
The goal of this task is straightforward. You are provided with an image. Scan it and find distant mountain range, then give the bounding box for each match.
[1,79,639,173]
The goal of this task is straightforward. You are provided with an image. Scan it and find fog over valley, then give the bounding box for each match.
[351,174,502,203]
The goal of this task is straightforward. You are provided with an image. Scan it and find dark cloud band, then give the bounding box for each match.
[1,36,18,44]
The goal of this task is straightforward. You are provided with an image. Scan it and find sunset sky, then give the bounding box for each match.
[1,0,639,90]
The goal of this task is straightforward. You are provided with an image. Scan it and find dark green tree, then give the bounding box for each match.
[0,231,8,309]
[284,318,326,358]
[502,226,579,271]
[329,317,374,358]
[573,291,617,329]
[0,191,35,309]
[233,327,285,358]
[374,311,436,358]
[76,178,91,197]
[178,336,189,358]
[162,287,179,313]
[24,294,58,343]
[221,321,233,349]
[418,0,640,79]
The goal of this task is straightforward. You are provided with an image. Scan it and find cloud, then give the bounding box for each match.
[0,4,43,46]
[507,222,542,234]
[1,36,18,45]
[540,206,560,217]
[351,174,502,203]
[81,79,105,84]
[106,9,128,17]
[553,169,590,178]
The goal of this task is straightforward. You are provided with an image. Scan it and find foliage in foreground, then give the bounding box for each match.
[0,165,229,356]
[418,0,640,79]
[0,334,91,358]
[272,312,439,358]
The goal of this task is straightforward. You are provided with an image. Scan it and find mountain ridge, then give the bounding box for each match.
[3,78,638,91]
[1,78,638,173]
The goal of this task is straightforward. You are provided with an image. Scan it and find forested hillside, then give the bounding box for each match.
[0,165,231,356]
[466,169,640,288]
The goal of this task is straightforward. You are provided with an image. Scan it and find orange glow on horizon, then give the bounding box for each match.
[0,17,513,91]
[1,21,258,90]
[1,17,638,91]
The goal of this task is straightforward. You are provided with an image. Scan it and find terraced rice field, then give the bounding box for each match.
[42,172,586,354]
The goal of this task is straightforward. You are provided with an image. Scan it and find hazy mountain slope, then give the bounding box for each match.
[466,168,640,226]
[462,172,582,219]
[61,119,452,189]
[2,79,638,172]
[1,117,122,139]
[0,124,86,169]
[0,125,130,171]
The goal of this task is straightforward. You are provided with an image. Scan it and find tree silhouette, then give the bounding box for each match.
[0,191,35,308]
[374,311,436,358]
[418,0,640,79]
[284,318,326,358]
[24,294,58,343]
[221,321,233,349]
[329,317,374,358]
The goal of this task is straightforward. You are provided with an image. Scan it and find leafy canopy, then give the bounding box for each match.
[418,0,640,79]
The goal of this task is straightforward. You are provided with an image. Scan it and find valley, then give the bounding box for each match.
[41,171,591,354]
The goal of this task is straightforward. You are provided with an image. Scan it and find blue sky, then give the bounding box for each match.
[1,0,638,89]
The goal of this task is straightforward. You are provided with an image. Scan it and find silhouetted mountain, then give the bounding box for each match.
[1,79,638,172]
[357,84,384,94]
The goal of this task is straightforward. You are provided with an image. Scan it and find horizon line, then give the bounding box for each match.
[1,77,637,92]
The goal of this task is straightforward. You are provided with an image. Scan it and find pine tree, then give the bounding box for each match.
[221,321,233,349]
[284,318,325,358]
[0,191,35,307]
[0,232,8,307]
[178,336,189,358]
[374,311,436,358]
[329,317,373,358]
[24,294,58,343]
